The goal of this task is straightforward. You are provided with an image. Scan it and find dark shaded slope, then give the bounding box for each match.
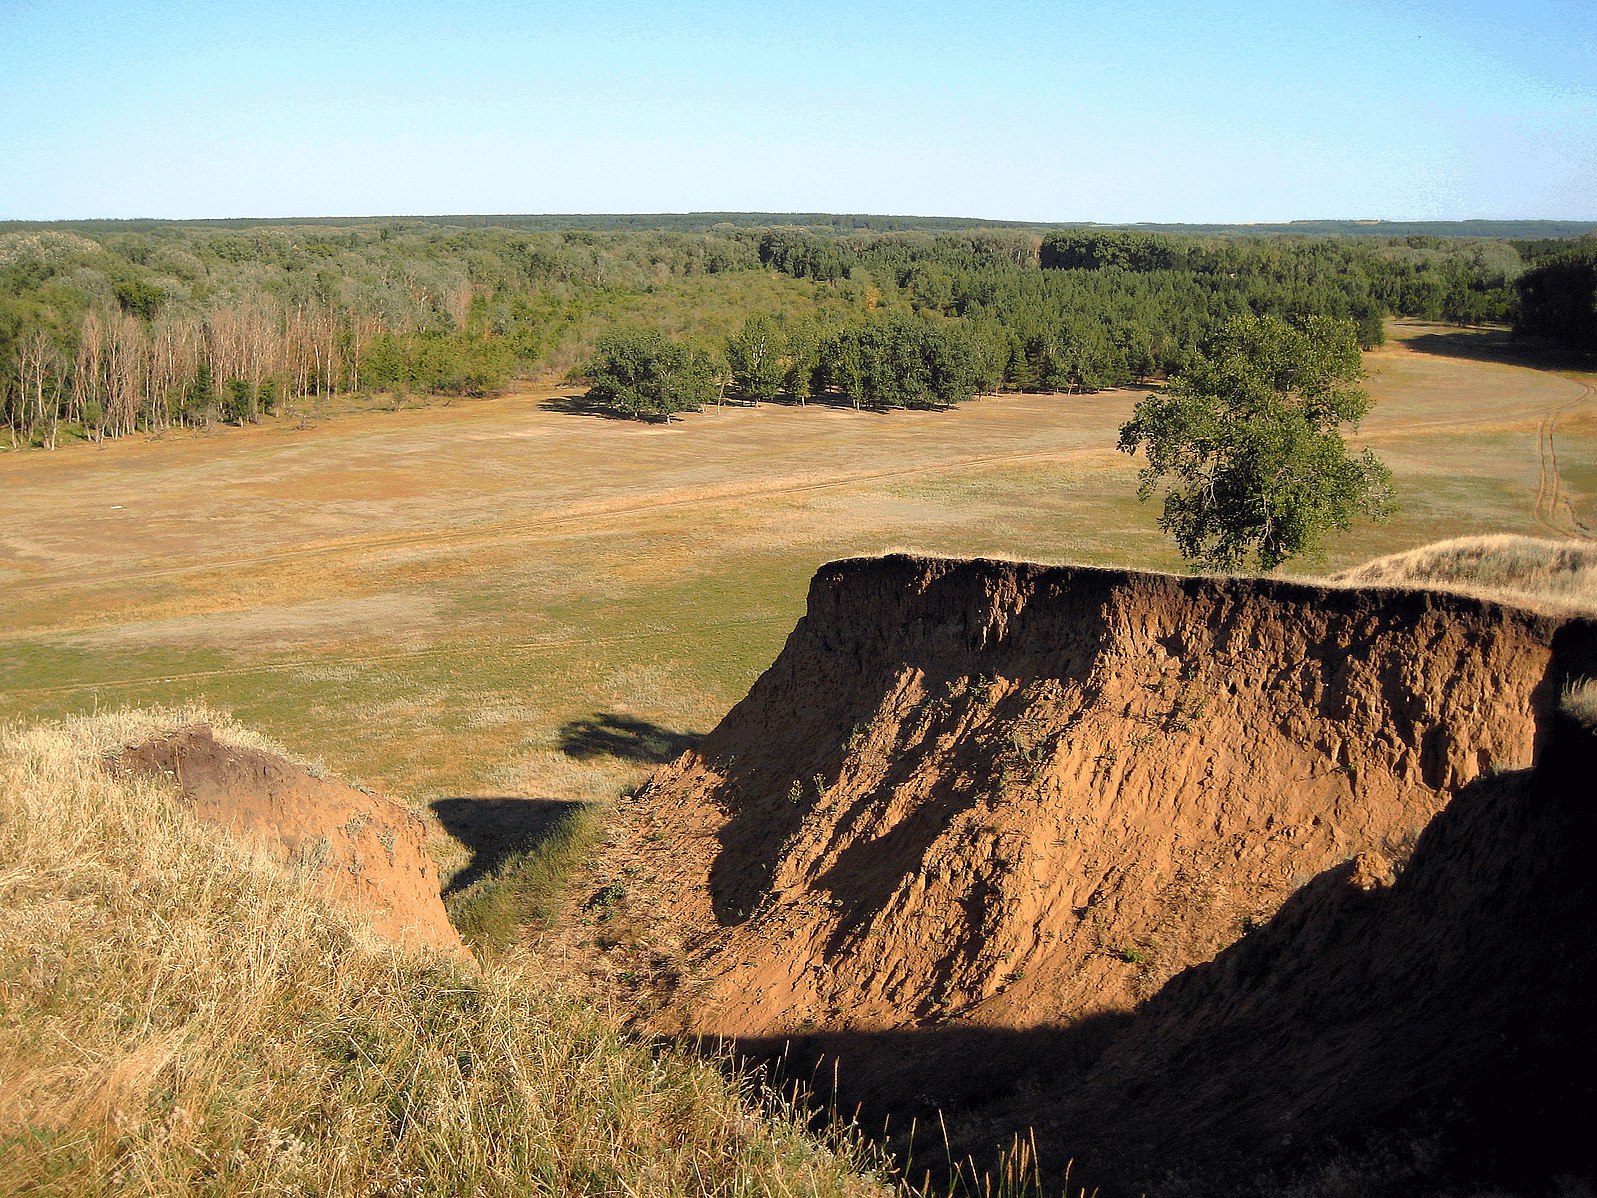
[1020,708,1597,1194]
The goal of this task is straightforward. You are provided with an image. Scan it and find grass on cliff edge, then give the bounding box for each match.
[0,705,887,1198]
[1330,534,1597,616]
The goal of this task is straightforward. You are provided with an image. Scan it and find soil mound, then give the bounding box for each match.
[113,725,465,958]
[611,555,1597,1193]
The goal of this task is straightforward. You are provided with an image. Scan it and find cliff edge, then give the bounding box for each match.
[610,555,1596,1194]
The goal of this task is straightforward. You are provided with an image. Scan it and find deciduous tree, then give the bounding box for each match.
[584,327,718,420]
[725,313,785,404]
[1117,313,1394,570]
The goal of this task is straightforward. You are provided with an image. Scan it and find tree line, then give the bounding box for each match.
[1,219,1588,447]
[1513,237,1597,352]
[585,310,1003,419]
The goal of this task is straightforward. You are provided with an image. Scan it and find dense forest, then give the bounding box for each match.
[1,216,1591,445]
[1513,238,1597,352]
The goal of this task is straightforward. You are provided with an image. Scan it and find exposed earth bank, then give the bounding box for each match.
[596,555,1597,1195]
[112,724,465,958]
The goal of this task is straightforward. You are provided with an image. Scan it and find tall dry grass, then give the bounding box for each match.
[1329,534,1597,615]
[1560,677,1597,729]
[0,705,886,1196]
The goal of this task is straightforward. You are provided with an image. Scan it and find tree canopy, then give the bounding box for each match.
[1514,242,1597,352]
[820,314,1000,410]
[725,313,786,403]
[582,327,719,420]
[1117,313,1394,571]
[0,217,1580,450]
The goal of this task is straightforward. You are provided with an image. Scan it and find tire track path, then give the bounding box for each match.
[4,443,1102,595]
[1533,378,1597,539]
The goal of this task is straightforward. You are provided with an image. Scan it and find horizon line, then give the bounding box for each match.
[4,212,1597,231]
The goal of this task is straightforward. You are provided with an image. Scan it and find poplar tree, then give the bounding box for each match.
[725,314,785,404]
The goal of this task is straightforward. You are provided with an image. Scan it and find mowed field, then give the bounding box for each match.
[3,321,1593,876]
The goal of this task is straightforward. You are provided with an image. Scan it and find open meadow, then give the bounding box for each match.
[3,321,1593,880]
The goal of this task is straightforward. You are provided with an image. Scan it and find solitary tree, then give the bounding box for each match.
[1117,313,1393,571]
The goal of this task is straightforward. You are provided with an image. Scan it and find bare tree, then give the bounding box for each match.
[72,309,106,439]
[17,331,64,448]
[105,310,145,436]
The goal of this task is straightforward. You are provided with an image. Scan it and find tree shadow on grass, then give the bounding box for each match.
[539,391,634,417]
[1401,327,1597,374]
[431,795,589,896]
[557,712,701,765]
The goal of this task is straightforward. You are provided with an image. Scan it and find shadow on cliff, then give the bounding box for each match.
[722,720,1597,1197]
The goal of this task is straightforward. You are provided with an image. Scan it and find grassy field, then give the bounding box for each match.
[2,320,1593,882]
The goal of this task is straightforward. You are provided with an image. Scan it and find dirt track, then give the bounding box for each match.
[1533,377,1597,538]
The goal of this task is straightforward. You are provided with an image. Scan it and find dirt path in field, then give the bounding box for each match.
[1358,325,1597,540]
[2,442,1108,595]
[1533,378,1597,539]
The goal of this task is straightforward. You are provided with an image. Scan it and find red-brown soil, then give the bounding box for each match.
[113,726,465,958]
[592,555,1597,1194]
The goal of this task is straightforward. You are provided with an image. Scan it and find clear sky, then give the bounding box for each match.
[2,0,1593,222]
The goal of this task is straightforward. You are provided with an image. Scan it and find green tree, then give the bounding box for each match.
[583,327,718,420]
[725,313,786,404]
[1515,245,1597,351]
[223,378,255,424]
[111,276,166,321]
[1117,313,1394,571]
[184,361,217,425]
[821,327,868,409]
[781,317,823,405]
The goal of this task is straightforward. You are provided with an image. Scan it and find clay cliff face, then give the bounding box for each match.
[617,555,1597,1194]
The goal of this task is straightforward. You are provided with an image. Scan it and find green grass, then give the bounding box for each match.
[448,802,609,955]
[0,545,815,799]
[0,641,233,701]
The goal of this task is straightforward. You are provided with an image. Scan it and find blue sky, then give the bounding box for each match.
[2,0,1593,221]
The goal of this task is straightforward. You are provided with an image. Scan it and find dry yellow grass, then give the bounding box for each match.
[1330,533,1597,615]
[1561,677,1597,728]
[0,706,887,1196]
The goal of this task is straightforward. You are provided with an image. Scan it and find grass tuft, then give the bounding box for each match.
[1560,677,1597,730]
